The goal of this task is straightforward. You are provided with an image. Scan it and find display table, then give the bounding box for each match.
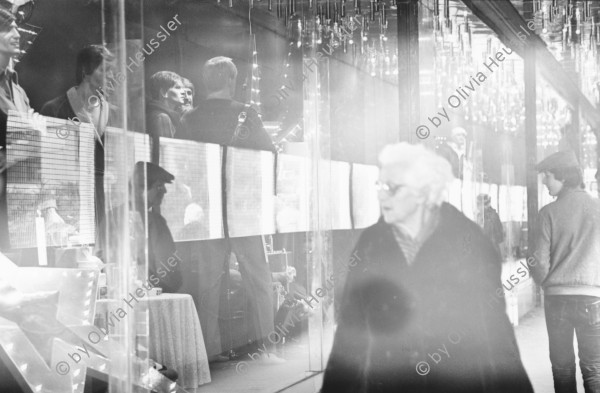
[96,293,211,388]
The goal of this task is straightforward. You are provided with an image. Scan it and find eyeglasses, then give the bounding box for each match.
[375,181,406,196]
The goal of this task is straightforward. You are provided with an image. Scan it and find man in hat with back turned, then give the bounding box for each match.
[96,161,182,294]
[530,150,600,393]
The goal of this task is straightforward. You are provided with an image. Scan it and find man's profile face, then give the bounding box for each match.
[86,59,115,93]
[183,88,193,108]
[541,171,564,197]
[146,180,168,208]
[0,20,20,57]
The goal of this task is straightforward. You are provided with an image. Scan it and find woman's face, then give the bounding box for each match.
[377,164,424,227]
[163,80,185,108]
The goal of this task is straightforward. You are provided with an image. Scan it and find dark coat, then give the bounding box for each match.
[180,98,275,152]
[96,205,182,294]
[479,206,504,247]
[40,93,76,120]
[40,93,106,225]
[146,100,182,164]
[322,203,533,393]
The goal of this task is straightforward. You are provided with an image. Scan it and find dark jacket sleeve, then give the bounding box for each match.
[321,238,370,393]
[148,213,182,293]
[246,108,276,152]
[40,101,57,118]
[492,210,505,244]
[148,113,175,164]
[40,95,74,120]
[179,112,192,140]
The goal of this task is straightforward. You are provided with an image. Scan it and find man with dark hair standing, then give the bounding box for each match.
[0,8,27,115]
[41,44,113,133]
[147,71,185,164]
[531,150,600,393]
[41,44,114,225]
[180,56,274,152]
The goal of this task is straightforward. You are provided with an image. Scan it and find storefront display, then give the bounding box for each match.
[0,0,597,392]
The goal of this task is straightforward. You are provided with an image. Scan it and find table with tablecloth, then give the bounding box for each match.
[96,293,211,388]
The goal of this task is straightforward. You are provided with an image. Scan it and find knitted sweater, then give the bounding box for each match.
[532,188,600,296]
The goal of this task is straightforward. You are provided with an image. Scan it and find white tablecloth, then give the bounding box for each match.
[96,293,211,388]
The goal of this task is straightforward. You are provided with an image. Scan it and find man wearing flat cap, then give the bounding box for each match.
[97,162,182,293]
[131,162,182,293]
[530,150,600,392]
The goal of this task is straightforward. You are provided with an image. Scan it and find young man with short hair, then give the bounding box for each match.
[180,56,274,152]
[41,44,114,225]
[532,150,600,393]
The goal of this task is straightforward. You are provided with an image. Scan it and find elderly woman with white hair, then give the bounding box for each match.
[321,143,532,393]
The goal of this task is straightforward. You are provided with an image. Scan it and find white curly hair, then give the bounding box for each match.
[378,142,454,207]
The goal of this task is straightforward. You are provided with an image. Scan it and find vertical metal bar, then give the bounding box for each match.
[524,32,538,286]
[569,102,581,159]
[397,0,420,142]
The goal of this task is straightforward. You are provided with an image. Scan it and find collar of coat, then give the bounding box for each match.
[368,202,486,268]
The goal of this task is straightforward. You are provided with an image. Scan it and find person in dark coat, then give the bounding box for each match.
[96,162,182,293]
[147,71,185,164]
[41,44,113,227]
[321,143,533,393]
[476,193,505,258]
[180,56,275,152]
